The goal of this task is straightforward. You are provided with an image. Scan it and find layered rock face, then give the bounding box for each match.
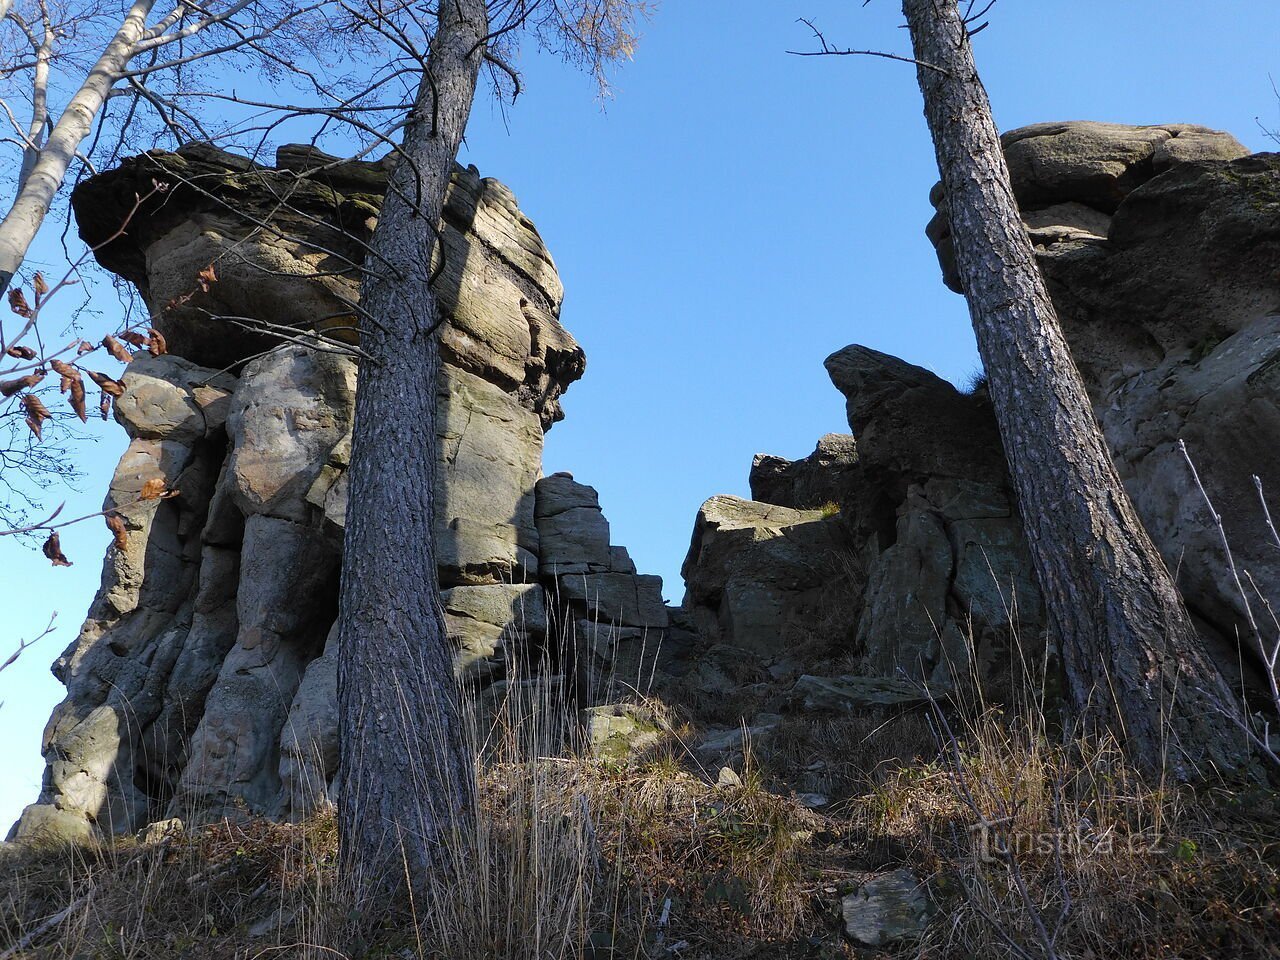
[13,145,665,841]
[682,121,1279,698]
[683,349,1042,692]
[927,122,1280,659]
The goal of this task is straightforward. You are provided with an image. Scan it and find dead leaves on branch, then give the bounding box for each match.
[0,371,44,397]
[102,335,132,363]
[105,512,127,551]
[8,289,31,318]
[22,393,49,438]
[5,345,36,360]
[165,262,218,313]
[50,360,87,423]
[41,531,70,567]
[86,370,125,397]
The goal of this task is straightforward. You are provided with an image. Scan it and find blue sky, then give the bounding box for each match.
[2,0,1278,832]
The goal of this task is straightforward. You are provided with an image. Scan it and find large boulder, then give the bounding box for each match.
[681,496,856,658]
[926,121,1280,662]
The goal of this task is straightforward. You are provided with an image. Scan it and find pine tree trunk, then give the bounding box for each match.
[335,0,488,908]
[901,0,1251,780]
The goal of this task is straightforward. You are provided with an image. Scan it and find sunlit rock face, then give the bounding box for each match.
[927,120,1280,670]
[15,122,1278,842]
[679,122,1278,709]
[12,146,662,841]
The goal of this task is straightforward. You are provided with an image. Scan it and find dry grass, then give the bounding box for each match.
[3,654,1277,960]
[855,702,1280,959]
[0,672,828,960]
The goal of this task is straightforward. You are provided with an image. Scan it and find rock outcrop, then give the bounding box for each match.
[16,121,1279,842]
[681,121,1278,708]
[683,347,1042,690]
[13,145,666,841]
[927,120,1280,666]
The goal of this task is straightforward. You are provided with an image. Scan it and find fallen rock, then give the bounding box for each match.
[841,869,933,947]
[582,703,663,761]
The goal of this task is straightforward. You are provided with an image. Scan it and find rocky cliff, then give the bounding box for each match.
[680,122,1279,714]
[14,121,1280,841]
[12,146,667,841]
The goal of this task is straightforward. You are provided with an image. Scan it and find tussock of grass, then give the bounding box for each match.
[855,706,1280,959]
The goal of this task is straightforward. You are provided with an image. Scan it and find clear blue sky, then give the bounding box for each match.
[2,0,1278,832]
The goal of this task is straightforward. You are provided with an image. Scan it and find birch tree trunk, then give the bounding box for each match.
[0,0,157,296]
[901,0,1251,780]
[335,0,488,910]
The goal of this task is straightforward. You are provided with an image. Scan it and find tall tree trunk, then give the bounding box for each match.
[0,0,156,297]
[901,0,1251,780]
[335,0,488,909]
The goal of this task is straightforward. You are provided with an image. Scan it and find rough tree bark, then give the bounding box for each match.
[901,0,1251,780]
[334,0,488,908]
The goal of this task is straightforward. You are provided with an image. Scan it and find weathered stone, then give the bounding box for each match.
[681,496,855,656]
[856,508,952,677]
[561,572,668,629]
[442,583,548,677]
[841,869,933,946]
[224,346,356,523]
[71,144,585,426]
[437,365,544,584]
[750,433,858,510]
[277,625,339,819]
[793,675,927,711]
[582,703,663,761]
[534,473,611,574]
[925,122,1280,677]
[1001,121,1247,212]
[171,515,338,822]
[20,146,666,843]
[113,353,235,443]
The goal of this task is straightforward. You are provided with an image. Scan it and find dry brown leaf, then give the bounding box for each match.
[139,477,167,501]
[68,376,86,422]
[102,335,133,363]
[196,263,218,292]
[76,340,94,356]
[99,391,111,421]
[42,531,71,567]
[32,272,48,302]
[8,289,31,318]
[86,370,125,397]
[147,329,168,356]
[21,394,49,441]
[5,345,36,360]
[105,512,128,550]
[120,331,148,348]
[0,372,43,397]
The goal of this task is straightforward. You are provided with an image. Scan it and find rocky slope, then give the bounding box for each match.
[12,146,666,841]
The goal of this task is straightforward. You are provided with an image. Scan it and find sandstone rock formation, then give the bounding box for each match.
[927,120,1280,671]
[681,121,1277,709]
[12,145,666,841]
[16,121,1278,842]
[682,347,1042,692]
